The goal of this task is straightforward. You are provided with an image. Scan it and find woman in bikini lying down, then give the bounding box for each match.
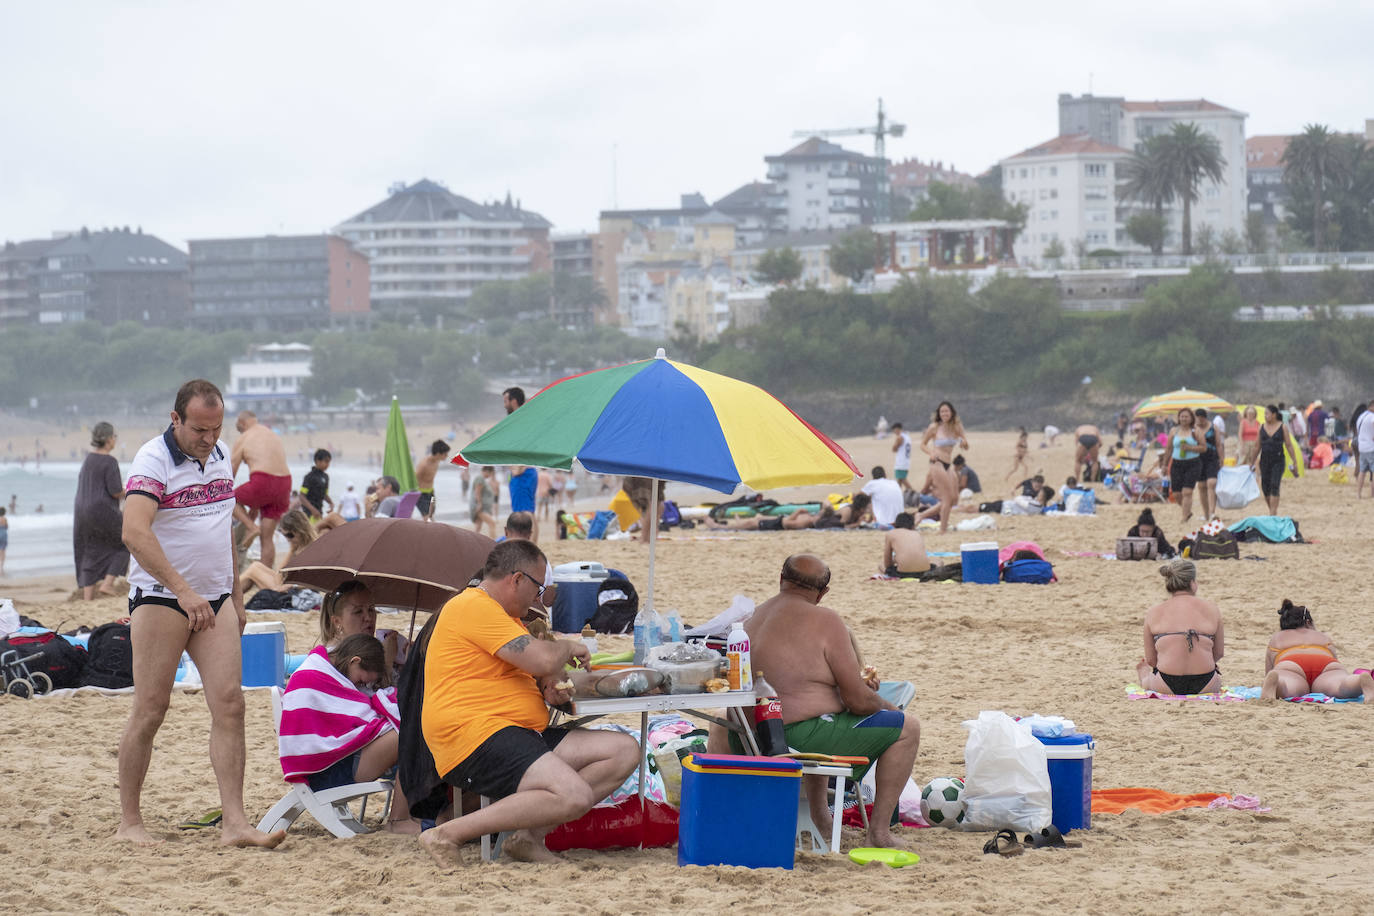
[1261,599,1374,701]
[1136,558,1224,695]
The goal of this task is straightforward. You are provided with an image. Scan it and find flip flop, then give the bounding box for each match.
[848,847,920,868]
[178,808,223,829]
[1022,826,1081,849]
[982,829,1024,856]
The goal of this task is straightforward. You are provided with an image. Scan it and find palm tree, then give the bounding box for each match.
[1157,122,1226,256]
[1282,123,1348,250]
[1118,136,1175,254]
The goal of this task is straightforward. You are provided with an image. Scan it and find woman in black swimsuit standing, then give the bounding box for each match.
[1251,404,1293,516]
[1135,557,1224,695]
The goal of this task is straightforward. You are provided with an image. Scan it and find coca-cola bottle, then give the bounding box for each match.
[752,672,787,756]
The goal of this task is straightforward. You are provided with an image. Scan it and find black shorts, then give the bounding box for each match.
[1258,456,1284,497]
[416,492,434,516]
[442,726,569,800]
[129,587,231,619]
[1199,451,1220,480]
[758,516,783,531]
[1169,457,1201,492]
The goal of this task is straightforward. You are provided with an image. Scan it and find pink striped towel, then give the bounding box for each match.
[278,646,400,782]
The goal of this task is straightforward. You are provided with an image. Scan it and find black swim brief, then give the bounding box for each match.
[1078,434,1100,450]
[884,564,925,579]
[758,515,783,531]
[130,587,231,619]
[442,726,569,800]
[1154,667,1218,695]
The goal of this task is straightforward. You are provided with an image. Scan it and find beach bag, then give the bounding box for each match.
[590,576,639,634]
[660,500,682,528]
[82,622,134,689]
[1115,536,1158,561]
[918,562,963,582]
[960,711,1052,833]
[1060,488,1096,515]
[1002,557,1054,584]
[1,632,88,688]
[246,588,295,610]
[1216,467,1261,509]
[586,510,619,540]
[1192,529,1240,560]
[1328,464,1349,485]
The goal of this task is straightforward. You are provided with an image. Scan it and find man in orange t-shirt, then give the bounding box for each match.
[419,540,639,865]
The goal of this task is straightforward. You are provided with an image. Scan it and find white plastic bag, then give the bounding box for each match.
[960,710,1052,832]
[682,595,753,639]
[0,598,19,639]
[1216,466,1260,509]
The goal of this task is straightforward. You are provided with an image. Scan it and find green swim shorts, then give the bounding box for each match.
[729,709,905,780]
[894,469,909,480]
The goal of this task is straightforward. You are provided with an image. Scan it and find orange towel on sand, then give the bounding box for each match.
[1090,788,1226,814]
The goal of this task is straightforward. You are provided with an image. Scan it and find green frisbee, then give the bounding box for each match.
[848,847,919,868]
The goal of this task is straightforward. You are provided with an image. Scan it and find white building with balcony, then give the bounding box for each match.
[764,137,889,233]
[1000,135,1132,263]
[334,179,551,321]
[226,342,313,413]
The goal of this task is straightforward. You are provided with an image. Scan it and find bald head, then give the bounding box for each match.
[236,410,258,433]
[781,554,831,594]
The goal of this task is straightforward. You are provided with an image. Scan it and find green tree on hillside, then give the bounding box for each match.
[1283,129,1374,251]
[1282,124,1346,250]
[909,179,1029,237]
[828,229,884,283]
[753,247,804,286]
[1118,136,1175,254]
[1125,211,1167,255]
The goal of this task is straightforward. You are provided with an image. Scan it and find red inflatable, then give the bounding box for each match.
[544,798,679,851]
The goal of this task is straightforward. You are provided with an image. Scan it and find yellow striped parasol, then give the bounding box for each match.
[1131,387,1235,419]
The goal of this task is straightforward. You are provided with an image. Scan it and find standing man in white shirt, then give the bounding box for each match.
[891,423,913,494]
[1355,401,1374,498]
[861,466,905,527]
[116,379,285,850]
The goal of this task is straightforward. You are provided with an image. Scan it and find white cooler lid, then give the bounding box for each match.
[960,542,998,551]
[243,621,285,635]
[554,561,608,578]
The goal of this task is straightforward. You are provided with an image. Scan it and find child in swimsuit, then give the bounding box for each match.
[1261,599,1374,701]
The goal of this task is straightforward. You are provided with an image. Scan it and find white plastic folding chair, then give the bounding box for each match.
[256,686,394,838]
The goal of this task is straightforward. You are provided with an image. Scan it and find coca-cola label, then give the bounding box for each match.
[754,697,782,723]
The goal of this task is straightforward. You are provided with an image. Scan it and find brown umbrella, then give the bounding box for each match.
[281,518,495,637]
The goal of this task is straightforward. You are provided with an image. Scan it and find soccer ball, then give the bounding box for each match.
[920,776,966,827]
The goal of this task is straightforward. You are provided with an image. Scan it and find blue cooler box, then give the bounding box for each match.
[1037,733,1094,832]
[961,541,999,584]
[551,561,613,633]
[241,621,286,688]
[679,753,801,869]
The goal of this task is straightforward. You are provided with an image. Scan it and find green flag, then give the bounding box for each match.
[383,396,419,493]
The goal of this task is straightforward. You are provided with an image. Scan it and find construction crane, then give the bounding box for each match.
[793,98,906,162]
[793,98,906,221]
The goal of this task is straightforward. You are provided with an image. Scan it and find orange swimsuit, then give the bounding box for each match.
[1271,644,1337,683]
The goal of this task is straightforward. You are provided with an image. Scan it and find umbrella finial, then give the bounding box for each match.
[655,347,667,359]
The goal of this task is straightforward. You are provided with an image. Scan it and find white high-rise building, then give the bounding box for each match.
[999,136,1131,262]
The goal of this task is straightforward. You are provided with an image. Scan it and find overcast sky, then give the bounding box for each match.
[3,1,1371,248]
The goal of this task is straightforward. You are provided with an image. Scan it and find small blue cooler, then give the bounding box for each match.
[241,621,286,688]
[1037,732,1094,832]
[678,753,801,868]
[961,541,1000,585]
[551,561,613,633]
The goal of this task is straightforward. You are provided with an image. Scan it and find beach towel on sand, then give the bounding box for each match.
[278,646,400,782]
[1091,788,1225,814]
[1126,683,1361,703]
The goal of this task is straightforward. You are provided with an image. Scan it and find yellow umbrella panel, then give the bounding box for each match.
[1132,388,1235,420]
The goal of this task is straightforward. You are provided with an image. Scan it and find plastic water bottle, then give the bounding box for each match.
[664,608,682,643]
[752,672,787,755]
[647,609,663,652]
[580,624,598,656]
[726,621,752,692]
[633,605,652,664]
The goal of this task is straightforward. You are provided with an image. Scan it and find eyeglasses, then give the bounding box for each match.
[517,570,550,607]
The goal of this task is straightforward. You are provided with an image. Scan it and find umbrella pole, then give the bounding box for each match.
[644,480,659,614]
[408,581,420,642]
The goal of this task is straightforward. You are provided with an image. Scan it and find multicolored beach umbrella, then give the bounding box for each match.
[457,349,859,494]
[1131,387,1235,420]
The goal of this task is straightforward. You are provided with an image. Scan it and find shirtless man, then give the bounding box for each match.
[230,411,292,569]
[415,440,449,520]
[881,513,930,577]
[1073,424,1102,481]
[741,555,920,848]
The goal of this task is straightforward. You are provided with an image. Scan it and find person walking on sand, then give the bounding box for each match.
[74,421,130,599]
[1005,426,1031,482]
[920,401,968,534]
[229,410,292,570]
[891,423,913,493]
[415,440,449,520]
[116,379,285,849]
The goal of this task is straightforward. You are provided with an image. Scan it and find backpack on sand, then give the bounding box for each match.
[82,622,134,689]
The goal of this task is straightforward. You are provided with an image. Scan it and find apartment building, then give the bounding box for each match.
[887,157,978,211]
[764,137,889,233]
[999,135,1132,262]
[730,229,847,290]
[14,227,189,326]
[188,234,369,332]
[334,179,551,321]
[0,237,60,327]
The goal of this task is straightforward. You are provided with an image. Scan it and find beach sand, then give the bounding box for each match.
[2,430,1371,914]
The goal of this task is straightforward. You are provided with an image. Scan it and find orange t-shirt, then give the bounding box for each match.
[422,588,549,777]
